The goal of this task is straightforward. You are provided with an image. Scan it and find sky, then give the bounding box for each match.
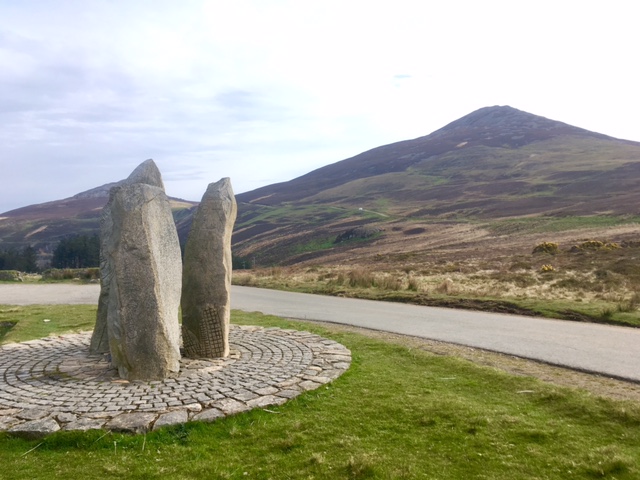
[1,0,639,213]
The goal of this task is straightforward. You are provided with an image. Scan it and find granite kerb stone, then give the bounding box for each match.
[0,325,351,437]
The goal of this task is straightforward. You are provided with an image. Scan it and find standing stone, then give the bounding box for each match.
[182,178,237,358]
[96,161,182,380]
[90,159,165,355]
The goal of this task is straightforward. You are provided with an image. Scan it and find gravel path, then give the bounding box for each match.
[0,283,100,305]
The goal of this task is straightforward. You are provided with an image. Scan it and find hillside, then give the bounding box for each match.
[238,105,619,206]
[3,105,640,270]
[0,181,197,259]
[232,106,640,266]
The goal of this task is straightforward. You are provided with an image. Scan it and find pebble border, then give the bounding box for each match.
[0,325,351,437]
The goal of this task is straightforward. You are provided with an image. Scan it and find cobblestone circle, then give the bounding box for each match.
[0,325,351,437]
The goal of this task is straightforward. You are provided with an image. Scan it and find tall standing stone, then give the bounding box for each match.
[181,178,237,358]
[90,159,182,381]
[90,159,165,355]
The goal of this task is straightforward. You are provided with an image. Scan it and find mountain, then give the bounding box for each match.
[2,105,640,268]
[238,105,619,206]
[0,181,197,258]
[232,106,640,265]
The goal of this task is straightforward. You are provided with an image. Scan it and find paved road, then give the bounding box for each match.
[1,284,639,382]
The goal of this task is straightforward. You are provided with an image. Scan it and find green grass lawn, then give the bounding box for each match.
[1,307,639,479]
[0,304,97,343]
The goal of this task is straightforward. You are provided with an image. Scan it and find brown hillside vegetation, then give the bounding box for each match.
[3,105,640,325]
[230,106,640,325]
[233,106,640,267]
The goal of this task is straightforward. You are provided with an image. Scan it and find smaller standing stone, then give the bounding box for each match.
[181,178,237,358]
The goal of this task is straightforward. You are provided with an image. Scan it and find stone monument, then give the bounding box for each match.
[90,160,164,354]
[181,178,237,358]
[91,159,182,380]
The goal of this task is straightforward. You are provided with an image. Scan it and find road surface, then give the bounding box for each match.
[1,283,638,382]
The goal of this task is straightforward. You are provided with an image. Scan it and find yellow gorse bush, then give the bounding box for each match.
[532,242,559,255]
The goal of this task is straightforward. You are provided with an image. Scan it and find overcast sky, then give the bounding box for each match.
[1,0,638,213]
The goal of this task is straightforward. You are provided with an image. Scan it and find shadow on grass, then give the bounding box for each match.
[0,321,16,342]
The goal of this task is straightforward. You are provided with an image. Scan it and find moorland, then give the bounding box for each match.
[2,105,640,327]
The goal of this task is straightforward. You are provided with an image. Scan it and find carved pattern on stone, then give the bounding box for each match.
[183,306,226,358]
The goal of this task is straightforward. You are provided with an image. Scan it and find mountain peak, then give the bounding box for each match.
[444,105,531,128]
[429,105,610,148]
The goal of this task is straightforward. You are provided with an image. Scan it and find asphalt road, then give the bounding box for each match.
[1,284,639,382]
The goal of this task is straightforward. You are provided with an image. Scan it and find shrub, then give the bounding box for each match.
[555,277,592,290]
[407,276,420,291]
[570,240,621,252]
[490,271,537,287]
[532,242,559,255]
[42,268,99,281]
[0,270,22,282]
[82,268,100,280]
[618,292,640,312]
[435,278,457,294]
[377,275,402,291]
[232,273,257,286]
[42,268,76,280]
[600,307,615,319]
[509,260,532,271]
[347,269,376,288]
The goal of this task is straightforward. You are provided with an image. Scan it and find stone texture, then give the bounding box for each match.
[0,416,19,429]
[246,395,287,408]
[9,417,60,438]
[106,412,157,433]
[192,408,224,423]
[181,178,237,358]
[123,158,165,188]
[62,417,106,431]
[16,408,49,420]
[214,398,249,415]
[56,412,77,423]
[103,179,182,380]
[152,410,188,430]
[90,159,166,355]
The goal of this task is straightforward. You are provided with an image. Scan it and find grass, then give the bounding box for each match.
[291,237,336,255]
[1,307,640,478]
[0,305,97,344]
[233,268,640,328]
[485,216,640,236]
[235,204,350,230]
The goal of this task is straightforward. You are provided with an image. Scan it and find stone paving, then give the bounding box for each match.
[0,325,351,437]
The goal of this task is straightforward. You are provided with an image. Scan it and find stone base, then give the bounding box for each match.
[0,326,351,436]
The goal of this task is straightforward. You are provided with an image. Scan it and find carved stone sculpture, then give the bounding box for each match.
[90,159,165,355]
[181,178,237,358]
[91,159,182,381]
